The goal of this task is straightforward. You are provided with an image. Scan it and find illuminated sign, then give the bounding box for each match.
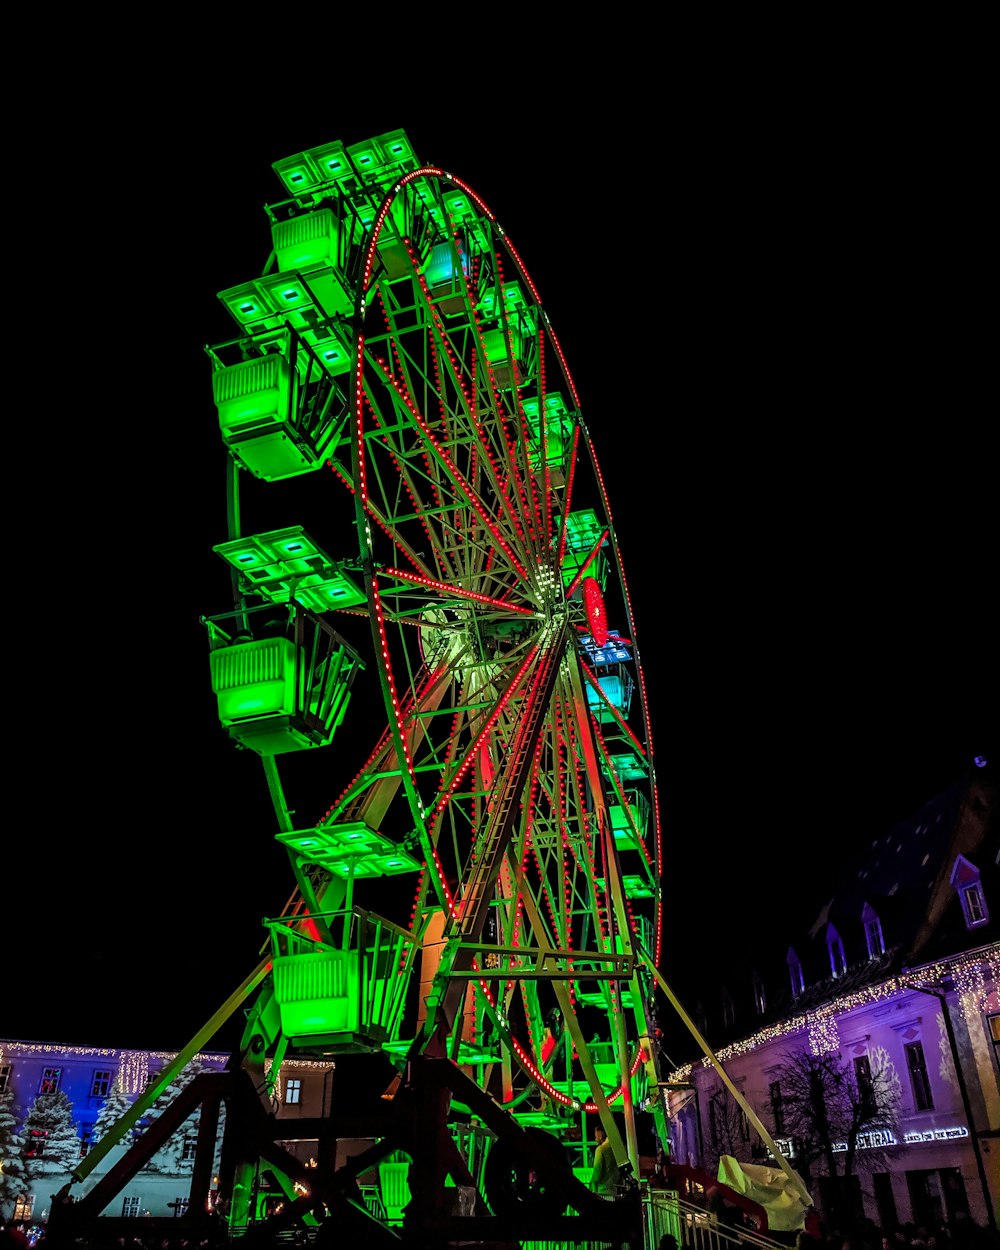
[904,1126,969,1143]
[828,1125,970,1151]
[832,1130,897,1152]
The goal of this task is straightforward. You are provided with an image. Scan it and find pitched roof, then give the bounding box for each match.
[662,756,998,1064]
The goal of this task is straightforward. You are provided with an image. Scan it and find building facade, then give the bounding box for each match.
[0,1039,335,1226]
[664,758,999,1235]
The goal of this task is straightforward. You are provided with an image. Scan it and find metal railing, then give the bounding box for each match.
[645,1189,791,1250]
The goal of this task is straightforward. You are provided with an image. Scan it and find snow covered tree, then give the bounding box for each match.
[0,1087,29,1217]
[21,1090,80,1185]
[91,1075,138,1150]
[140,1056,223,1176]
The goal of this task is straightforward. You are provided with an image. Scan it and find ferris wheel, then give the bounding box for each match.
[202,129,668,1239]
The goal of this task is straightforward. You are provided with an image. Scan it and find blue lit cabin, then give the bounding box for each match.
[585,668,635,723]
[581,631,635,723]
[581,631,631,667]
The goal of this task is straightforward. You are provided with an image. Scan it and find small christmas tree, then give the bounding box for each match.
[91,1075,137,1149]
[141,1056,224,1176]
[22,1089,81,1182]
[0,1087,29,1219]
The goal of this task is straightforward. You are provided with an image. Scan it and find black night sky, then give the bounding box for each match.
[8,61,994,1060]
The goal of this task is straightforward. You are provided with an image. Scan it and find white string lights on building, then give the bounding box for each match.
[807,1005,840,1057]
[0,1041,233,1096]
[120,1051,148,1095]
[664,946,999,1083]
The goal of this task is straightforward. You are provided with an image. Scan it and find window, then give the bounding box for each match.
[862,903,885,958]
[905,1041,933,1110]
[122,1196,142,1218]
[961,881,987,925]
[285,1077,302,1105]
[709,1090,725,1150]
[769,1081,784,1135]
[827,925,847,977]
[950,855,990,929]
[13,1196,33,1222]
[80,1127,94,1158]
[39,1067,62,1095]
[90,1069,113,1098]
[171,1197,189,1218]
[182,1136,198,1160]
[787,948,805,998]
[873,1172,898,1232]
[0,1064,10,1094]
[854,1054,876,1117]
[906,1168,969,1227]
[753,972,767,1016]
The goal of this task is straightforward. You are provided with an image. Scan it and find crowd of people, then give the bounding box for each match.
[796,1214,999,1250]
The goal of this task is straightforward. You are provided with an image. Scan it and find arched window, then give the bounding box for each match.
[862,902,885,958]
[827,923,847,977]
[753,970,767,1016]
[787,947,805,998]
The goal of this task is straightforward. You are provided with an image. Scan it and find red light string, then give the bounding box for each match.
[376,566,535,616]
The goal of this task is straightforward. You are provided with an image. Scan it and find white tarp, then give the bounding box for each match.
[717,1155,814,1232]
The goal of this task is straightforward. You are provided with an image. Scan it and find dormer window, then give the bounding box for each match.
[950,855,989,929]
[787,948,805,998]
[753,971,767,1016]
[827,924,847,977]
[862,902,885,959]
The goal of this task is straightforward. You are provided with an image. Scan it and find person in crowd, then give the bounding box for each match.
[590,1124,620,1198]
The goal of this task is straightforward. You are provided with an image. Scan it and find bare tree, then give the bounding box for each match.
[704,1086,752,1176]
[769,1044,901,1225]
